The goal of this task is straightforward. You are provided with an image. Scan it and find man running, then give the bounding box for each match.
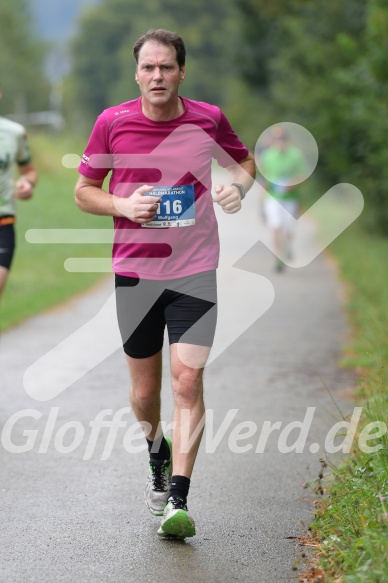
[0,88,37,303]
[75,28,255,539]
[260,126,307,272]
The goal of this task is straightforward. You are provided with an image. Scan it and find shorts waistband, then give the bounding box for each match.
[0,216,16,226]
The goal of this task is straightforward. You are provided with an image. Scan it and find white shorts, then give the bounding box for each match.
[264,197,299,233]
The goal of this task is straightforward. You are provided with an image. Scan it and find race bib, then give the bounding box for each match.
[141,185,196,228]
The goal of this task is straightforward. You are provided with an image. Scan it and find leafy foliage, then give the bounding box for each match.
[234,0,388,234]
[0,0,49,113]
[67,0,239,126]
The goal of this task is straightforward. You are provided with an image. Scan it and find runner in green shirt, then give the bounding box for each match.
[260,127,307,271]
[0,88,37,302]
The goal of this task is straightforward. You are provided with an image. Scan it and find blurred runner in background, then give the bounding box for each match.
[260,126,307,272]
[0,88,37,303]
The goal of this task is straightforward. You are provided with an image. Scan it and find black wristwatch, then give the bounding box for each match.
[231,182,246,200]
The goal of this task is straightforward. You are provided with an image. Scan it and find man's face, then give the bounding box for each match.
[135,41,185,108]
[272,131,288,152]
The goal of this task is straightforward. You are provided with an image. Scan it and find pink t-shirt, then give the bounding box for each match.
[78,96,249,280]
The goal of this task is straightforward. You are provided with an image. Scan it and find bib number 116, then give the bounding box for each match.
[156,199,183,215]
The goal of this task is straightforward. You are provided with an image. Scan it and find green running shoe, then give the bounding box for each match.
[157,497,196,539]
[144,437,172,516]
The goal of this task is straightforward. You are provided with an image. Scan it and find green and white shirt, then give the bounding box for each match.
[0,116,32,217]
[260,146,307,200]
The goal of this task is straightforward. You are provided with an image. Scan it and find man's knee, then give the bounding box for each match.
[130,382,160,410]
[171,366,203,408]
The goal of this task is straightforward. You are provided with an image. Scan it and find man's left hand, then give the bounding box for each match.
[213,184,242,214]
[14,178,34,200]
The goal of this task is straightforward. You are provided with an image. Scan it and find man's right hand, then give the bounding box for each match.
[113,185,161,224]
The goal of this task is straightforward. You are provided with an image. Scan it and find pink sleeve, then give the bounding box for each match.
[77,113,111,181]
[214,110,249,168]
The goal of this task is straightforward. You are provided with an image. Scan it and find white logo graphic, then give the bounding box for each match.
[23,124,363,401]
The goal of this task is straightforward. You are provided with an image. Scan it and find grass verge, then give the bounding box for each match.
[301,223,388,582]
[1,131,112,331]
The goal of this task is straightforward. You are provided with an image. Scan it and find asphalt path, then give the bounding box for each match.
[0,171,357,583]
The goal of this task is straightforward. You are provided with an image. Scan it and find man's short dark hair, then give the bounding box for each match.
[133,29,186,69]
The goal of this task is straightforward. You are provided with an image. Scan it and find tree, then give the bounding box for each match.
[67,0,239,127]
[0,0,49,114]
[235,0,388,234]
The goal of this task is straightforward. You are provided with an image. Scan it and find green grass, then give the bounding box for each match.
[331,226,388,371]
[305,223,388,582]
[1,131,113,330]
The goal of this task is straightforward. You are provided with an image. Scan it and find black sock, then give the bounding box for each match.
[146,435,171,461]
[169,475,191,503]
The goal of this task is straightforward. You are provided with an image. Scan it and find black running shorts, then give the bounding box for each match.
[115,270,217,358]
[0,219,16,270]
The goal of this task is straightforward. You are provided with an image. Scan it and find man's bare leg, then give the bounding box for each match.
[156,343,209,538]
[273,227,286,271]
[0,266,9,303]
[126,350,174,516]
[0,267,9,334]
[126,351,162,441]
[169,343,209,478]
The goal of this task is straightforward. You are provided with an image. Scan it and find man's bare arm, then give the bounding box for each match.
[75,176,162,223]
[213,152,256,214]
[14,162,38,200]
[227,152,256,193]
